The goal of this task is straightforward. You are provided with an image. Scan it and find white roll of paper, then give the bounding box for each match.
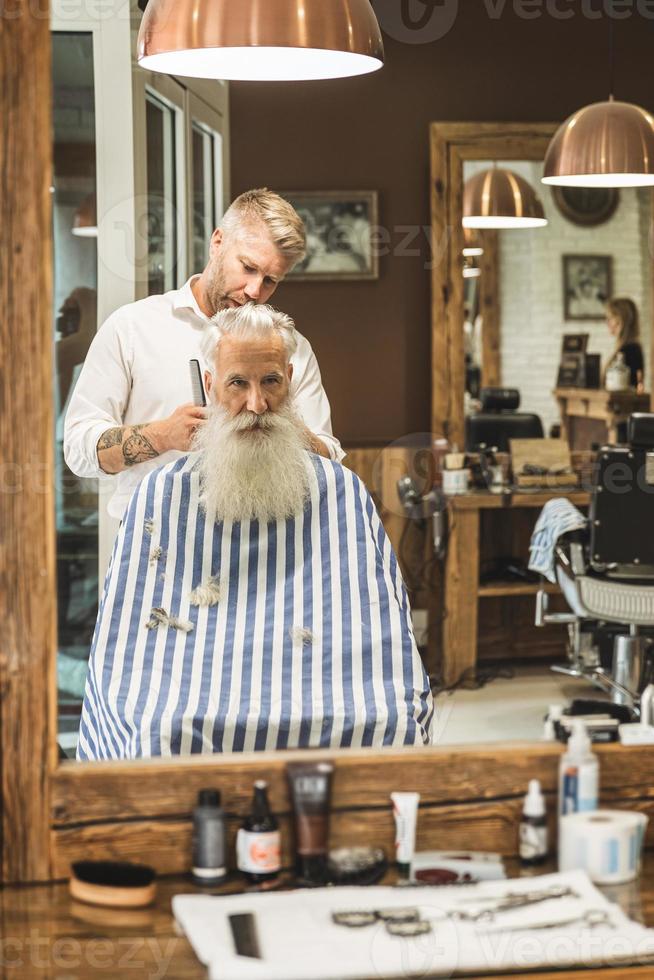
[559,809,648,884]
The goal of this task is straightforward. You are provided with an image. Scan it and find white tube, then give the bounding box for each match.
[391,792,420,871]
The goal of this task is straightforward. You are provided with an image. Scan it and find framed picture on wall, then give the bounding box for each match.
[282,191,379,281]
[562,254,613,321]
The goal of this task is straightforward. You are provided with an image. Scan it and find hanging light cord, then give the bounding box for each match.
[608,15,615,100]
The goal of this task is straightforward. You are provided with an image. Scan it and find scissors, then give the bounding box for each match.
[451,885,579,922]
[477,909,615,934]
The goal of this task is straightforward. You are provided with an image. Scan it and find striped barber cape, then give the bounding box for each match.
[77,453,434,759]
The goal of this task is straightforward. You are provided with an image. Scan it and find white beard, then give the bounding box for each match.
[193,402,311,524]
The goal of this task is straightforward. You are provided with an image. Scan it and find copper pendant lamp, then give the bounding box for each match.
[463,168,548,230]
[543,98,654,188]
[137,0,385,81]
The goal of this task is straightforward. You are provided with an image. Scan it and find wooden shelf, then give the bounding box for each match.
[477,581,560,598]
[448,490,590,511]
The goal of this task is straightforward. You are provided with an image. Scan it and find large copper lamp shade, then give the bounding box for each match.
[463,168,547,230]
[543,99,654,187]
[137,0,385,81]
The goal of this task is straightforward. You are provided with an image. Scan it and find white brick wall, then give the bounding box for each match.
[464,161,651,435]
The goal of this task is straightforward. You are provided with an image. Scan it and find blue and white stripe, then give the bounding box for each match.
[77,453,434,759]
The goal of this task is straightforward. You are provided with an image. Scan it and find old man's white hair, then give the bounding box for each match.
[200,303,298,368]
[195,304,310,524]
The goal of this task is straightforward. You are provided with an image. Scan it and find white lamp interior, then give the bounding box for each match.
[138,47,384,81]
[542,173,654,188]
[463,216,548,229]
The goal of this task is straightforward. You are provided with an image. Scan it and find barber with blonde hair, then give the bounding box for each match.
[64,188,343,520]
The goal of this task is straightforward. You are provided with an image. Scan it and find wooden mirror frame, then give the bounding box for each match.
[6,23,654,887]
[430,122,558,447]
[430,121,654,444]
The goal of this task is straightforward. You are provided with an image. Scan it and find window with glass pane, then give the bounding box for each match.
[192,121,221,272]
[52,32,98,754]
[146,92,179,294]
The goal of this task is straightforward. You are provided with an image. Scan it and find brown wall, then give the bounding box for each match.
[230,6,654,447]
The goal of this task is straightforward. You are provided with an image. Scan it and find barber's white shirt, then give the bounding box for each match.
[64,277,344,518]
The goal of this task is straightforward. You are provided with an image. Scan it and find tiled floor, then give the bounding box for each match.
[432,663,609,745]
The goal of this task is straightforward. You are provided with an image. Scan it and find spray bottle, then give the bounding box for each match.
[558,719,599,818]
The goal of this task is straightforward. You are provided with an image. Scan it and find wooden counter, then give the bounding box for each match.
[442,489,590,687]
[555,388,651,451]
[3,856,654,978]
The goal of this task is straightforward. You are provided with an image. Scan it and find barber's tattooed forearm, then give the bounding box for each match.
[97,424,160,467]
[97,427,124,451]
[122,425,159,466]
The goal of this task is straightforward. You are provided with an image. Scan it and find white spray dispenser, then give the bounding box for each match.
[558,719,599,817]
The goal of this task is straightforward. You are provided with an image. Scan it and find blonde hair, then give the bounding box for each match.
[604,298,641,382]
[220,189,306,267]
[201,303,298,372]
[607,297,640,348]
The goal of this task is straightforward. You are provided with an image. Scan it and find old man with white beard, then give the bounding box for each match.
[77,306,434,760]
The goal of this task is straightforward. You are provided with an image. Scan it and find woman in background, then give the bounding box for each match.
[604,297,644,390]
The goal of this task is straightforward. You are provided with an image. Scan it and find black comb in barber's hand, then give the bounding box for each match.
[189,359,207,407]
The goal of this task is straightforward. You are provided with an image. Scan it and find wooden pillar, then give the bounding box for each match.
[442,508,480,687]
[479,230,501,389]
[0,0,55,881]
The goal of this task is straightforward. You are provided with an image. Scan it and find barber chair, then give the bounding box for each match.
[536,413,654,718]
[466,387,544,453]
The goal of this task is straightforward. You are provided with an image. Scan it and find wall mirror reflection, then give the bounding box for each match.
[430,126,654,748]
[462,160,651,440]
[51,21,654,771]
[51,13,432,764]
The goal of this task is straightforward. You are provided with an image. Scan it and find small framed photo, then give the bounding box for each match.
[283,191,379,281]
[562,254,613,321]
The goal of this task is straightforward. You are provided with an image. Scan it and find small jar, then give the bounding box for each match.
[606,353,631,392]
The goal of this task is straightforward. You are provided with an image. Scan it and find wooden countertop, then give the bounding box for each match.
[3,857,654,978]
[447,489,590,510]
[554,388,650,406]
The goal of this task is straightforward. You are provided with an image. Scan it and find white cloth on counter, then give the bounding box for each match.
[63,276,344,518]
[172,870,654,980]
[528,497,587,584]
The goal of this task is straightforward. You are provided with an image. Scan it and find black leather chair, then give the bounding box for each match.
[466,387,544,453]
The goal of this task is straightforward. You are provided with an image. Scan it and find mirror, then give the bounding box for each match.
[430,123,654,746]
[52,31,100,757]
[51,24,432,762]
[51,38,654,764]
[462,159,651,436]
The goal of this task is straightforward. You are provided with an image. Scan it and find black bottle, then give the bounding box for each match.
[236,780,281,884]
[192,789,227,885]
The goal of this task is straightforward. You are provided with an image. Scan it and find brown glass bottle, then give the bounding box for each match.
[236,780,281,884]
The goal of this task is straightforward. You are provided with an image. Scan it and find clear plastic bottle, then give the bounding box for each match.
[558,720,599,817]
